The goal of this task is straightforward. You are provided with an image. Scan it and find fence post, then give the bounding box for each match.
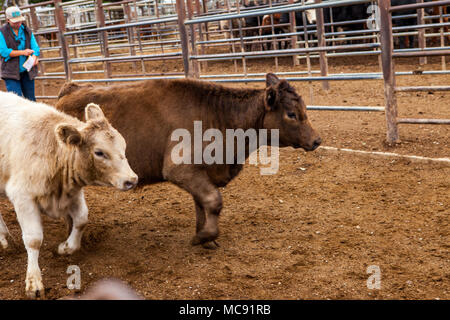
[315,0,329,91]
[438,6,446,70]
[53,0,71,81]
[194,0,208,71]
[29,6,46,75]
[201,0,210,41]
[186,0,200,77]
[379,0,399,143]
[176,0,191,77]
[417,0,427,65]
[289,0,298,66]
[123,2,137,70]
[95,0,112,79]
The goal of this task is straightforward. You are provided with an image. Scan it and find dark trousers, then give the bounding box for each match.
[4,72,36,101]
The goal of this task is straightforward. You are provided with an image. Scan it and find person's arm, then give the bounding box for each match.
[30,33,40,57]
[0,32,34,59]
[30,33,40,66]
[0,32,13,60]
[9,48,34,57]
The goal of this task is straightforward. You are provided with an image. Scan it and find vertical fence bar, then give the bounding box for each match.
[53,0,71,80]
[154,0,164,68]
[29,6,46,75]
[379,0,399,143]
[195,0,208,71]
[417,0,426,65]
[224,0,237,73]
[236,2,248,77]
[71,34,78,59]
[123,2,137,71]
[315,0,329,91]
[186,0,200,77]
[201,0,210,41]
[289,0,298,66]
[95,0,112,78]
[29,6,46,97]
[176,0,191,77]
[301,0,313,103]
[266,0,278,71]
[439,6,446,70]
[329,7,336,51]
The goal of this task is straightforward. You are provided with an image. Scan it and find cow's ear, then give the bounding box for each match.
[56,124,82,146]
[265,87,277,111]
[85,103,106,121]
[278,79,290,91]
[266,73,280,87]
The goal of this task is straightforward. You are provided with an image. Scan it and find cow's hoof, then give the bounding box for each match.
[25,277,44,299]
[201,241,219,250]
[25,288,44,299]
[191,230,219,246]
[0,236,8,249]
[57,241,77,255]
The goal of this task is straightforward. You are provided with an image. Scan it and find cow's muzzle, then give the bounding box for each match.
[297,137,321,151]
[121,176,138,191]
[310,137,322,151]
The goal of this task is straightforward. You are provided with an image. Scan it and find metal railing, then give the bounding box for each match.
[5,0,449,143]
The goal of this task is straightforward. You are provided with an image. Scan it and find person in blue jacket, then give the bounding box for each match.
[0,6,40,101]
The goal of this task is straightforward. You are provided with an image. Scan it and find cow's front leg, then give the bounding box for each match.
[58,191,88,255]
[194,200,206,234]
[6,187,44,298]
[163,162,222,246]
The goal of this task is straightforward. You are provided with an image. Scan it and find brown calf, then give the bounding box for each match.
[56,74,321,246]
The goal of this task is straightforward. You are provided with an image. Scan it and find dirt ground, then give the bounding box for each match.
[0,55,448,300]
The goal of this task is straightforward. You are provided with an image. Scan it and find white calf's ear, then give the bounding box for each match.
[55,124,82,146]
[85,103,105,121]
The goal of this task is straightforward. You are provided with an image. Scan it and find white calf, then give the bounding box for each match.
[0,92,138,298]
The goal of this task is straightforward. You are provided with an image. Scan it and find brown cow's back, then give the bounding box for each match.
[56,79,264,185]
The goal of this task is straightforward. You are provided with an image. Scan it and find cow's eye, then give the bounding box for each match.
[287,111,297,119]
[94,150,107,159]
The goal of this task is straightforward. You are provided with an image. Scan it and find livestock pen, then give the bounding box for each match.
[0,0,448,300]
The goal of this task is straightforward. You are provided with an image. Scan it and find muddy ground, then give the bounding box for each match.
[0,55,448,300]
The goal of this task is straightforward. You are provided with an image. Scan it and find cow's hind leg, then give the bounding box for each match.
[58,191,88,255]
[0,212,9,249]
[164,165,222,246]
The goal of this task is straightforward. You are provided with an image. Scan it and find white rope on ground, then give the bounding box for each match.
[319,146,450,164]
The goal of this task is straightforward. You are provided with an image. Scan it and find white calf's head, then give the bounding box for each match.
[305,0,317,24]
[55,103,138,191]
